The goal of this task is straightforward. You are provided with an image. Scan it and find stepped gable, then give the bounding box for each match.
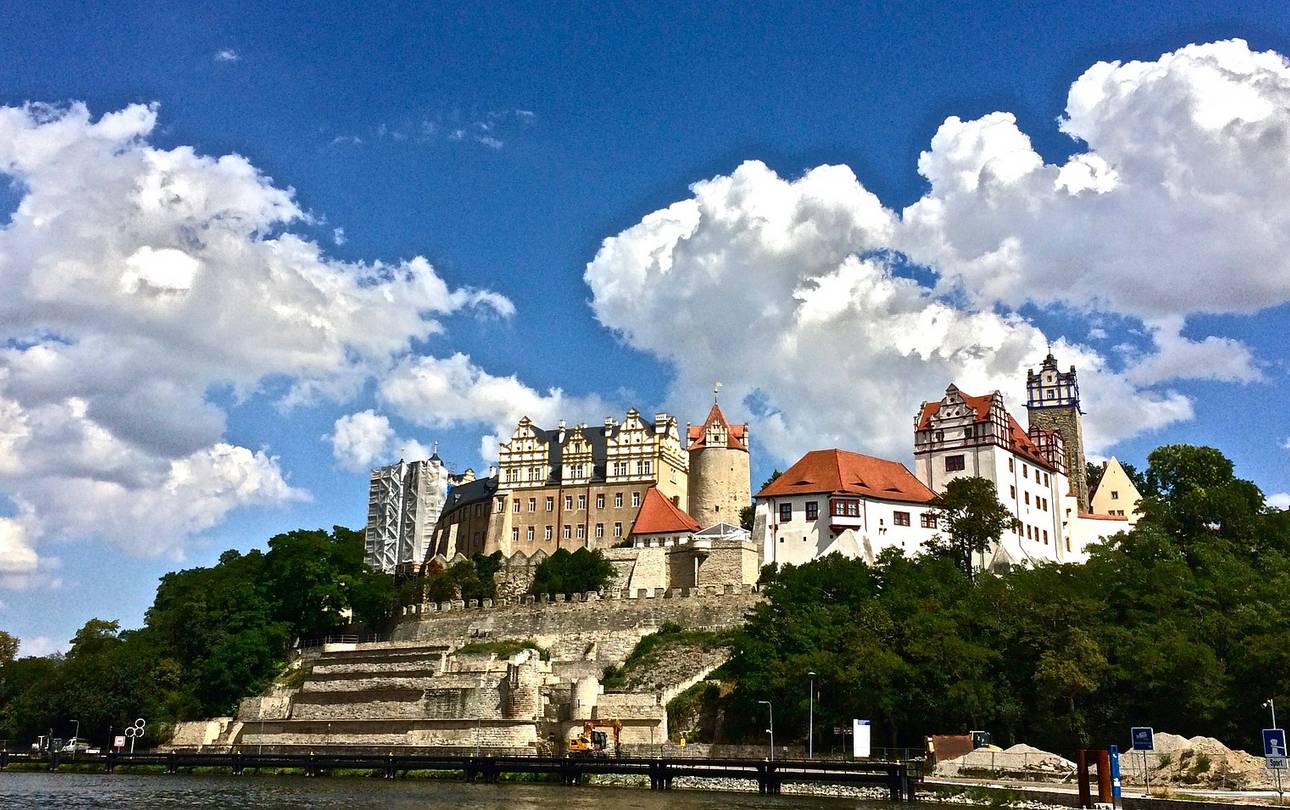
[759,449,935,504]
[686,402,748,450]
[917,387,1055,470]
[630,486,701,535]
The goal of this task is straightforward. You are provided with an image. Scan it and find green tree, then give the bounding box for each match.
[0,631,18,664]
[530,548,615,596]
[925,477,1014,579]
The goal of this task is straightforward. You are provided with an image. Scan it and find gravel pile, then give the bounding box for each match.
[935,743,1075,778]
[1120,732,1274,790]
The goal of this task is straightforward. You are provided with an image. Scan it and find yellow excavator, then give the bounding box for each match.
[566,719,622,758]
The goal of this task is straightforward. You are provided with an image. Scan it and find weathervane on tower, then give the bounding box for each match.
[713,381,722,402]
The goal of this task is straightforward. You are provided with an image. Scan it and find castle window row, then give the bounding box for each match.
[499,492,645,514]
[509,522,623,543]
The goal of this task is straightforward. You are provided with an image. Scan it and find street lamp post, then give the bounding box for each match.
[1266,698,1278,730]
[758,700,775,762]
[807,671,816,760]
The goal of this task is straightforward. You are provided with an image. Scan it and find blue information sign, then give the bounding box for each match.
[1265,729,1287,758]
[1110,744,1123,799]
[1131,727,1154,751]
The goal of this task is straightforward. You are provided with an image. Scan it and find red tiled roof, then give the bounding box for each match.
[918,388,1055,472]
[630,487,701,535]
[1077,512,1129,521]
[916,390,995,430]
[1007,415,1053,469]
[687,402,749,450]
[757,449,935,505]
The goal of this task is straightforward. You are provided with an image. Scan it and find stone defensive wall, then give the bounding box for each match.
[393,586,762,669]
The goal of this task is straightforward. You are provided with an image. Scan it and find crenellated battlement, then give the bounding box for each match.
[399,583,758,617]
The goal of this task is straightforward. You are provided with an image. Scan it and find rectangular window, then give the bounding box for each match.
[615,492,624,508]
[1023,464,1029,479]
[528,498,536,513]
[1044,472,1050,485]
[1110,490,1119,500]
[545,497,554,512]
[805,501,819,520]
[577,494,586,510]
[596,494,605,509]
[564,495,573,510]
[1010,485,1017,499]
[526,526,535,541]
[543,526,552,541]
[632,491,641,508]
[945,454,966,472]
[831,498,860,517]
[496,497,505,513]
[576,524,585,540]
[563,525,571,540]
[613,522,622,538]
[595,524,604,539]
[1008,457,1014,473]
[1025,492,1030,506]
[893,511,911,526]
[642,460,652,476]
[511,528,519,542]
[779,503,793,522]
[1043,529,1049,545]
[512,499,520,513]
[920,513,938,529]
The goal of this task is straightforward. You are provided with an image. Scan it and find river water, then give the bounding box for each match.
[0,773,911,809]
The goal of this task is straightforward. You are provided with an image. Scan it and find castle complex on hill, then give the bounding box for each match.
[753,352,1136,572]
[424,398,751,563]
[173,354,1142,757]
[365,354,1137,581]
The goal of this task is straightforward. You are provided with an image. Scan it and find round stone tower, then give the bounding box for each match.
[686,392,751,529]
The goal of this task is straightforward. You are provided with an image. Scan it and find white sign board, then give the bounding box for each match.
[852,719,871,759]
[1268,757,1287,770]
[113,735,126,749]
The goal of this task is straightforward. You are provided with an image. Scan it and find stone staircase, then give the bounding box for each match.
[225,642,545,752]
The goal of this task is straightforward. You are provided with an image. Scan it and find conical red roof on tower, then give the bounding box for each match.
[687,402,748,450]
[630,487,701,535]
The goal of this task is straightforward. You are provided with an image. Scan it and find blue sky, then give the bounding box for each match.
[2,2,1289,654]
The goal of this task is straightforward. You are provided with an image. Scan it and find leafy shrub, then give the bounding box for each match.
[530,548,615,596]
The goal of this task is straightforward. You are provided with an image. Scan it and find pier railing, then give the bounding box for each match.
[0,750,921,799]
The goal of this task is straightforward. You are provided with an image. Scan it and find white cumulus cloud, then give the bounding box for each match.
[329,410,431,472]
[900,39,1290,322]
[0,102,509,567]
[586,160,1195,467]
[376,353,613,461]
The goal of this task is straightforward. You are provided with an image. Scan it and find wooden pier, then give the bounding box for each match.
[0,750,921,799]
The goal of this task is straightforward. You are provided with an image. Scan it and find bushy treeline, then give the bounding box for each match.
[530,548,616,596]
[727,445,1290,754]
[0,526,399,747]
